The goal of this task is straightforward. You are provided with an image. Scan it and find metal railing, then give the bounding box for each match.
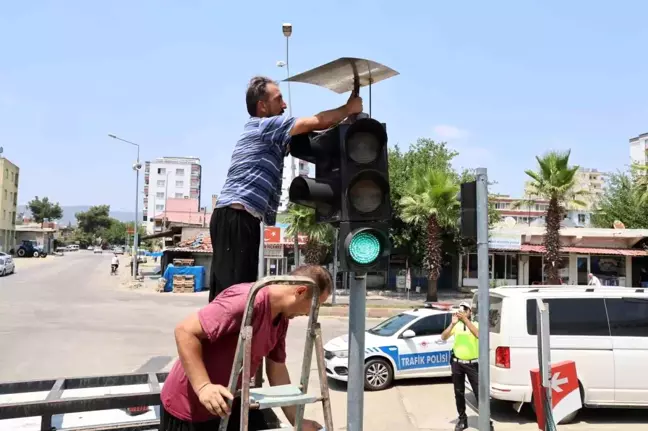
[0,372,168,431]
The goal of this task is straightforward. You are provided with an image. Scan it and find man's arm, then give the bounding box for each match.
[174,313,211,394]
[463,318,479,338]
[290,94,363,136]
[266,359,296,425]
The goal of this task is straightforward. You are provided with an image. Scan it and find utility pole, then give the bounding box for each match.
[476,167,491,430]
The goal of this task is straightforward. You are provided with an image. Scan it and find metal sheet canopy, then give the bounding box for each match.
[285,57,399,94]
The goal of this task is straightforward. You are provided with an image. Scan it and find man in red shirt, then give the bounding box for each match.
[160,265,332,431]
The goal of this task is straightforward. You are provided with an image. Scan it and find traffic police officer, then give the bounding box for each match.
[441,301,493,431]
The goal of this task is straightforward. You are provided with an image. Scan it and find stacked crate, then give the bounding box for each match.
[173,258,195,267]
[173,275,195,293]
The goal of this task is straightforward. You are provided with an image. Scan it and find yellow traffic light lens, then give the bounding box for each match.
[347,132,380,164]
[349,179,383,213]
[348,231,381,264]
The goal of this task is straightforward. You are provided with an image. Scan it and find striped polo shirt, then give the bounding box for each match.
[216,115,296,226]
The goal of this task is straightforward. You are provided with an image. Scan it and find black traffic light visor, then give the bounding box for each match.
[289,176,337,211]
[290,128,340,165]
[284,57,399,94]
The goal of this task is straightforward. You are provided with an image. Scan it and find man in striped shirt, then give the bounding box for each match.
[209,76,362,301]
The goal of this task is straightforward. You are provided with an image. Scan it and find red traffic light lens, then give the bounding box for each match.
[347,131,381,164]
[345,118,387,165]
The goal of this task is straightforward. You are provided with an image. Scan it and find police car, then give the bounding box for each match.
[323,304,459,391]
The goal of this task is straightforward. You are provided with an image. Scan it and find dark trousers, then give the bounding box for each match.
[451,359,479,419]
[209,206,261,302]
[159,402,270,431]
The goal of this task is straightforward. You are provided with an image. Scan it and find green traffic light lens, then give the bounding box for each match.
[348,231,381,265]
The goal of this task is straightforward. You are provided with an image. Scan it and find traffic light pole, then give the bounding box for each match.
[347,271,366,431]
[476,167,491,431]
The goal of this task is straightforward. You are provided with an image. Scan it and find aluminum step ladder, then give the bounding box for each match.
[218,275,333,431]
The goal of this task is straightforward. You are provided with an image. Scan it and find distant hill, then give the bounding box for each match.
[17,205,136,226]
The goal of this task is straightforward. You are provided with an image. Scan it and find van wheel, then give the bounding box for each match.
[364,358,393,391]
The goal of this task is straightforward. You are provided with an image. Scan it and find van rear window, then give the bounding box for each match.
[489,296,503,333]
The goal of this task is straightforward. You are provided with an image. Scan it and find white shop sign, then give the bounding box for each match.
[489,233,521,250]
[264,244,284,258]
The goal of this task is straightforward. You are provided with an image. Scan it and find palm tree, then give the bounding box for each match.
[524,150,586,284]
[399,168,460,301]
[284,204,333,265]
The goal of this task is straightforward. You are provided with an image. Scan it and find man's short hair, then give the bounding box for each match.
[246,76,277,117]
[290,265,333,298]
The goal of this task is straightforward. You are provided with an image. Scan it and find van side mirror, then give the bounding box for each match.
[401,329,416,339]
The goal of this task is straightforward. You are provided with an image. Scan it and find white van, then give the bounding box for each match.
[473,286,648,419]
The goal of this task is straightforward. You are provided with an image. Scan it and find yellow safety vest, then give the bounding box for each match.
[451,321,479,360]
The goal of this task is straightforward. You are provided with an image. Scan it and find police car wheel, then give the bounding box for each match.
[364,358,393,391]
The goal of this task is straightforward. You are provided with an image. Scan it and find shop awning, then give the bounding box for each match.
[520,244,648,256]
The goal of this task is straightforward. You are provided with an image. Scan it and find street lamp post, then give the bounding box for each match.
[278,22,300,268]
[108,134,141,279]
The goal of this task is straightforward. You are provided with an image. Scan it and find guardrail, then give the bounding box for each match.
[0,372,168,431]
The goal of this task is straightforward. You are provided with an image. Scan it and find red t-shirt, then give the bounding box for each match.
[160,283,289,422]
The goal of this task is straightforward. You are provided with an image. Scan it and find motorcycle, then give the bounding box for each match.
[110,264,118,275]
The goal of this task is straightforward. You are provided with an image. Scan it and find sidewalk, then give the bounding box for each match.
[319,289,474,318]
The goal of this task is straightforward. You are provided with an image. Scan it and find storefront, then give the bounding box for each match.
[459,226,648,288]
[460,232,522,287]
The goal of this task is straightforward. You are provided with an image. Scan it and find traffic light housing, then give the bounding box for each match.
[288,127,342,223]
[338,118,391,272]
[289,117,392,273]
[460,180,477,242]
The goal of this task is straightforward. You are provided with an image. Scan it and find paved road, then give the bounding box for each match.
[1,253,646,430]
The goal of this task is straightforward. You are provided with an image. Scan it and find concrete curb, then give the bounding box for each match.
[319,306,406,318]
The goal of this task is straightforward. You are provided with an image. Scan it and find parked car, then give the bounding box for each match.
[324,304,459,391]
[12,240,47,258]
[93,246,103,254]
[0,252,15,276]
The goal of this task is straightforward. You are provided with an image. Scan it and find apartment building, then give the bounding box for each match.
[630,132,648,166]
[143,157,201,233]
[523,167,604,211]
[492,195,549,226]
[0,157,19,252]
[492,167,605,228]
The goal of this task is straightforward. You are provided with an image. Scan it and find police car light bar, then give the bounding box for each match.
[422,302,460,311]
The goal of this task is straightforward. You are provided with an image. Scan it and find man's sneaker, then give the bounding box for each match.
[454,417,468,431]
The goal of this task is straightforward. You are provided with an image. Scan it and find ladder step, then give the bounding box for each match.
[249,384,321,409]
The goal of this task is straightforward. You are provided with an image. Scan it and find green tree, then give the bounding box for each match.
[524,150,585,283]
[27,196,63,226]
[389,139,458,265]
[399,168,460,301]
[591,170,648,228]
[388,139,500,268]
[76,205,112,235]
[104,219,128,245]
[284,204,333,265]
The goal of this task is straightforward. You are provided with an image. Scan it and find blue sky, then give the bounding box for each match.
[2,1,648,211]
